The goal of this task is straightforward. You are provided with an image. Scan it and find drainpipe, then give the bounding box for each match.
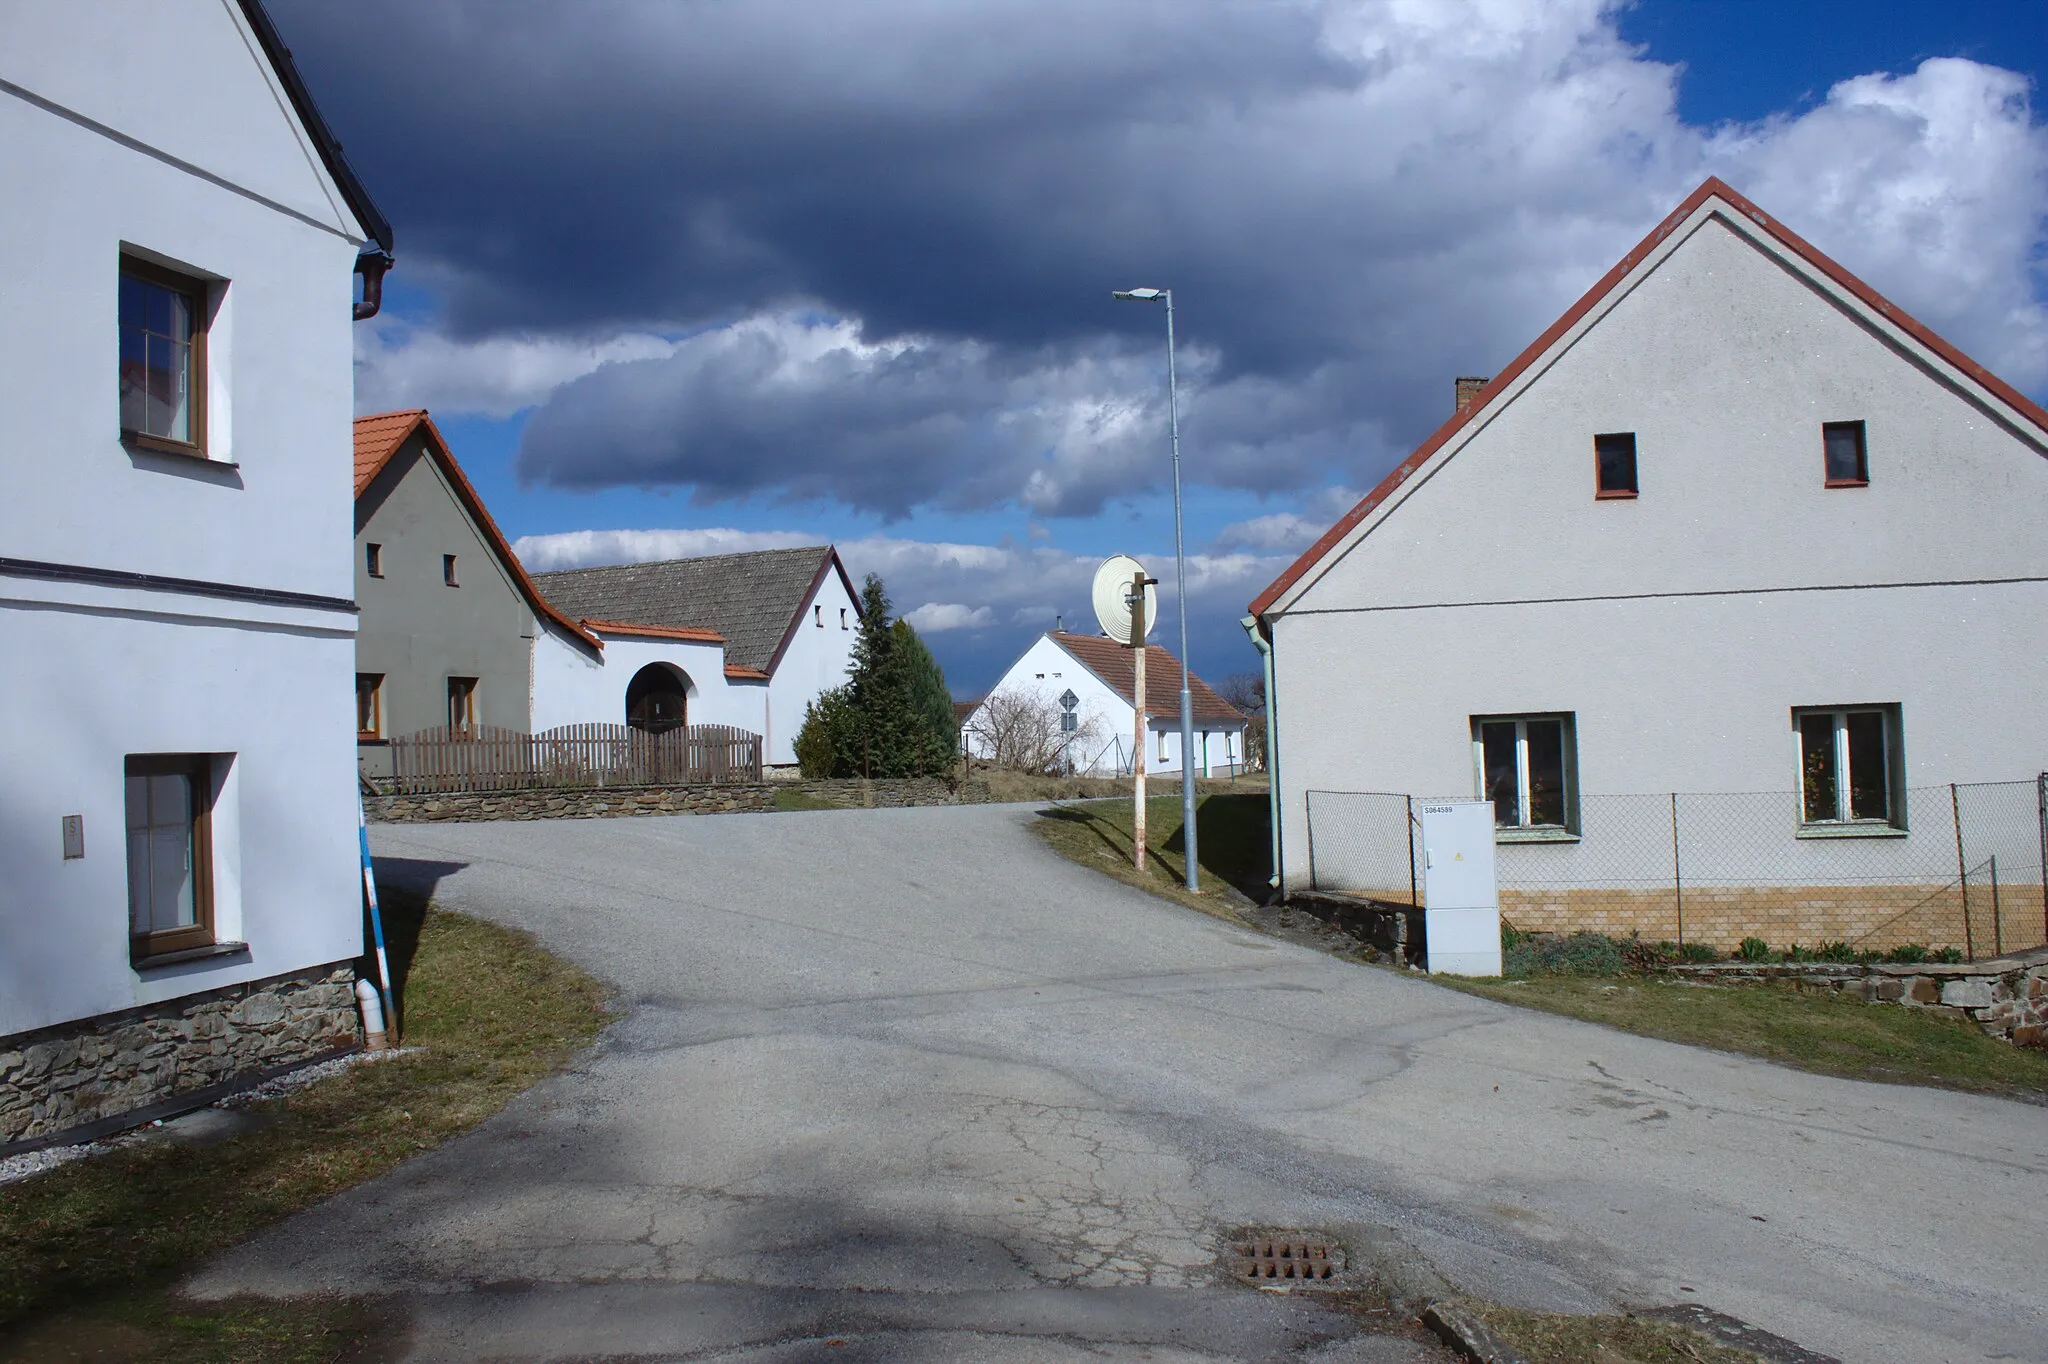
[353,250,392,321]
[355,978,389,1051]
[1241,614,1282,895]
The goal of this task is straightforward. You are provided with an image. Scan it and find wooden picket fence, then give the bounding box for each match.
[385,722,763,794]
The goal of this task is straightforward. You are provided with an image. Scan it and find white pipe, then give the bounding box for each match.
[356,977,389,1052]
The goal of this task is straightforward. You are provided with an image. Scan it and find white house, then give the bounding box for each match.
[965,631,1247,777]
[1249,178,2048,952]
[1,1,389,1146]
[532,549,864,767]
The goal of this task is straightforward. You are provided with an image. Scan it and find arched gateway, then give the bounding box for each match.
[624,663,689,734]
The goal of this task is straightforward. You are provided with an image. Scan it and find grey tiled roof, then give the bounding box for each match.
[531,547,838,673]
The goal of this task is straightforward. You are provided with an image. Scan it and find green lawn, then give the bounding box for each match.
[1443,974,2048,1100]
[0,894,610,1360]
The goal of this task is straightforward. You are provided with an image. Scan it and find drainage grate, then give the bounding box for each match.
[1228,1235,1345,1284]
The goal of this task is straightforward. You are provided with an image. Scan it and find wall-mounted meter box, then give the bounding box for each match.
[1419,801,1501,976]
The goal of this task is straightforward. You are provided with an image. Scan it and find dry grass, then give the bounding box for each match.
[0,895,609,1359]
[1443,974,2048,1101]
[1028,793,1273,920]
[1473,1304,1764,1363]
[980,768,1265,805]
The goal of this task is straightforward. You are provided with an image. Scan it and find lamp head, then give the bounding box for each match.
[1112,287,1166,302]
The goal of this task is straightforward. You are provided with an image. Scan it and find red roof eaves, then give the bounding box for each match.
[724,664,771,680]
[352,410,603,656]
[1247,176,2048,619]
[582,618,727,644]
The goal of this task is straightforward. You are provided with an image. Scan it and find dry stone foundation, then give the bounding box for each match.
[367,784,777,822]
[1671,949,2048,1046]
[0,963,360,1147]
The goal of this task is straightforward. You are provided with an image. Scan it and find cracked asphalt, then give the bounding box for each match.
[188,804,2048,1362]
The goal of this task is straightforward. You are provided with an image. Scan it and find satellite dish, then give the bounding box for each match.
[1091,555,1156,645]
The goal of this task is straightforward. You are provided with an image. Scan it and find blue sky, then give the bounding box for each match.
[281,0,2048,697]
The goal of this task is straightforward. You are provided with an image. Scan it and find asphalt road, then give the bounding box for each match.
[191,804,2048,1362]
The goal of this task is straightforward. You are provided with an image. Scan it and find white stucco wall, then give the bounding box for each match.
[968,635,1244,777]
[1265,204,2048,893]
[763,569,862,765]
[530,629,766,736]
[1,4,372,1034]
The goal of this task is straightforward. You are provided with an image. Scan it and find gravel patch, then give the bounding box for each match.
[0,1047,420,1186]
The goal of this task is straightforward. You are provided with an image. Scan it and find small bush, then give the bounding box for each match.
[1737,937,1772,962]
[1814,940,1857,962]
[1675,941,1719,964]
[1505,930,1628,977]
[1884,943,1928,964]
[1932,945,1965,964]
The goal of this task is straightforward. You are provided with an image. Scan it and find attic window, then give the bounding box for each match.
[1823,421,1867,487]
[840,607,848,630]
[443,554,459,586]
[1594,433,1637,499]
[365,543,383,578]
[815,605,823,627]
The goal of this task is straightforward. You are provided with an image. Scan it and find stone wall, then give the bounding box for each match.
[0,963,360,1147]
[367,784,777,823]
[793,776,992,808]
[1670,950,2048,1046]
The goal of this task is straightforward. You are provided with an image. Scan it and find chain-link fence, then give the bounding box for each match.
[1303,778,2048,960]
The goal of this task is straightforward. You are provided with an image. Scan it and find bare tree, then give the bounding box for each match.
[963,689,1108,775]
[1216,671,1267,773]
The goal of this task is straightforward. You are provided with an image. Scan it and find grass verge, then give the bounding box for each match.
[772,787,849,812]
[1442,974,2048,1101]
[0,893,609,1360]
[1472,1303,1763,1363]
[1029,792,1271,920]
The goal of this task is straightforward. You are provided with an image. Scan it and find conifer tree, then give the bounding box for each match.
[793,572,958,777]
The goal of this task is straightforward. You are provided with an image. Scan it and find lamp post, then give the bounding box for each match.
[1112,286,1198,892]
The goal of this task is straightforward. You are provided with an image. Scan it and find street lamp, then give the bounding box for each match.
[1113,285,1198,892]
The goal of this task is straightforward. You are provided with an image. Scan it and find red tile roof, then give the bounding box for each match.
[353,408,424,497]
[1048,632,1244,726]
[1248,176,2048,619]
[352,411,601,654]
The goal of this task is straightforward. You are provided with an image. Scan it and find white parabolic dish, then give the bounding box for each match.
[1091,555,1156,645]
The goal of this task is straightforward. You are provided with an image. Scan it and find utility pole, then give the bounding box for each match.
[1130,571,1149,872]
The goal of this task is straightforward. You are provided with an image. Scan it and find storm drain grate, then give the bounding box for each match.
[1227,1235,1345,1284]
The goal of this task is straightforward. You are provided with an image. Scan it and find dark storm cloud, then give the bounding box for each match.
[300,2,2048,515]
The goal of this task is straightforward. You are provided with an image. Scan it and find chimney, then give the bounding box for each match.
[1455,376,1490,415]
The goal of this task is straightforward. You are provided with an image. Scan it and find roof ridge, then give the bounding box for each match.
[1248,175,2048,619]
[530,544,830,579]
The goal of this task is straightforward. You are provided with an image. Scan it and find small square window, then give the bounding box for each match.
[1823,421,1867,487]
[443,554,459,586]
[125,754,214,962]
[1472,713,1578,833]
[356,673,384,739]
[1796,705,1901,827]
[1593,432,1637,499]
[366,543,384,578]
[120,255,210,455]
[447,676,478,732]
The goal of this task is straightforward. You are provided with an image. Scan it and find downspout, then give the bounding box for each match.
[1241,614,1282,895]
[353,250,392,321]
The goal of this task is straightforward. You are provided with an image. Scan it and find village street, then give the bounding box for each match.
[191,805,2048,1363]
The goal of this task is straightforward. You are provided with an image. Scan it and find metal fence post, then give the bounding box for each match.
[1990,854,2002,959]
[2038,773,2047,947]
[1305,791,1319,892]
[1951,783,1974,961]
[1670,791,1683,947]
[1406,795,1418,909]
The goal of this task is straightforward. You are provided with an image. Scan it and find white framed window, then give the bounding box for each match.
[1796,705,1902,828]
[840,607,848,629]
[1157,729,1169,762]
[815,605,823,627]
[1471,714,1576,833]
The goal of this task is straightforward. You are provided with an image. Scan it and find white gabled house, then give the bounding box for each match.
[531,549,864,768]
[1249,178,2048,951]
[966,631,1247,777]
[2,1,390,1146]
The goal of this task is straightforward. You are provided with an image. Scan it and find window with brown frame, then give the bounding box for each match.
[125,754,214,962]
[447,676,479,732]
[443,553,459,586]
[119,255,209,455]
[1593,432,1638,498]
[357,673,384,739]
[1823,421,1868,487]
